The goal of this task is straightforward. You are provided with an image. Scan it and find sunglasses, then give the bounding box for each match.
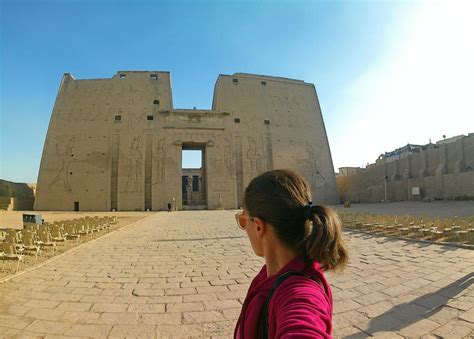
[235,211,256,230]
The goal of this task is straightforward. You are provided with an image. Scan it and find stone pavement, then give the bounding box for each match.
[0,210,473,338]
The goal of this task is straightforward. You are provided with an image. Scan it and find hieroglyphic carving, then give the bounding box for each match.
[153,138,165,185]
[234,136,243,206]
[110,134,120,210]
[224,137,232,176]
[37,72,339,210]
[303,141,328,190]
[181,132,211,144]
[144,134,153,210]
[208,138,229,176]
[246,137,263,179]
[264,133,273,171]
[210,151,222,173]
[124,136,142,192]
[49,137,76,192]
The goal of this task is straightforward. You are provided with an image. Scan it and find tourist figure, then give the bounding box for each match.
[167,203,172,212]
[234,169,348,338]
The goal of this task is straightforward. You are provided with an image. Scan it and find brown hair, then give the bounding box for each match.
[244,169,348,272]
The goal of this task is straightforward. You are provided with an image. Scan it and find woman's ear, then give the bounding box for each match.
[254,218,267,238]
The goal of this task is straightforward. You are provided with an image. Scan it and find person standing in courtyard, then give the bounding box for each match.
[234,169,348,338]
[167,202,172,212]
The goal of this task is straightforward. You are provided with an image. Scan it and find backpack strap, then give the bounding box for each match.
[261,271,321,339]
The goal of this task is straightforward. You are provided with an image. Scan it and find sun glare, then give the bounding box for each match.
[332,0,474,170]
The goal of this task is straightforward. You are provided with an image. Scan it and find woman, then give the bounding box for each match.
[234,169,348,338]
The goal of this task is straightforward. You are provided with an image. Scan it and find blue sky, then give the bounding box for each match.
[1,0,473,183]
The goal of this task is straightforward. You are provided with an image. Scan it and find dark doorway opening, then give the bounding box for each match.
[74,201,79,211]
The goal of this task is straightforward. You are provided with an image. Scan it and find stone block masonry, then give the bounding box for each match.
[35,71,338,211]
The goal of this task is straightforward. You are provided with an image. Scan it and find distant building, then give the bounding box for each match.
[336,134,474,203]
[436,135,465,145]
[379,144,423,163]
[337,167,364,177]
[0,179,35,210]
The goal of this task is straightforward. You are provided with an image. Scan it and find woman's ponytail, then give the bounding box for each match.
[244,169,349,273]
[301,205,349,273]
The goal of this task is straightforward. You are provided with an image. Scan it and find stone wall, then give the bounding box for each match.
[336,134,474,203]
[35,71,338,211]
[0,180,35,210]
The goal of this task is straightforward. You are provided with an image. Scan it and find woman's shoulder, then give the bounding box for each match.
[269,274,332,337]
[273,273,330,307]
[271,265,333,314]
[247,264,269,292]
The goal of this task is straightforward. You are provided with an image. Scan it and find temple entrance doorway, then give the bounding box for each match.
[181,144,207,210]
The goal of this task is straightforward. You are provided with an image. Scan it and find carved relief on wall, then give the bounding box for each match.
[264,133,273,171]
[246,136,263,179]
[224,137,232,176]
[48,137,76,192]
[180,132,213,145]
[124,136,143,192]
[153,138,165,186]
[210,149,222,173]
[301,141,328,190]
[209,137,232,177]
[48,135,111,193]
[186,132,200,143]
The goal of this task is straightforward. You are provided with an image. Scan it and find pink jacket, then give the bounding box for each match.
[234,256,333,338]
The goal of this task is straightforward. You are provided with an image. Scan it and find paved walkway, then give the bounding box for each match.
[0,210,473,338]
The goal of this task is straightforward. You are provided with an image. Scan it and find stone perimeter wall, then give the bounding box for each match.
[0,180,35,210]
[337,134,474,203]
[35,71,338,211]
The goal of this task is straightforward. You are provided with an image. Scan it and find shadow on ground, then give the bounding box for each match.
[347,272,473,337]
[346,230,466,253]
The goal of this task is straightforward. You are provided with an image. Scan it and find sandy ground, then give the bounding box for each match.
[0,211,155,230]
